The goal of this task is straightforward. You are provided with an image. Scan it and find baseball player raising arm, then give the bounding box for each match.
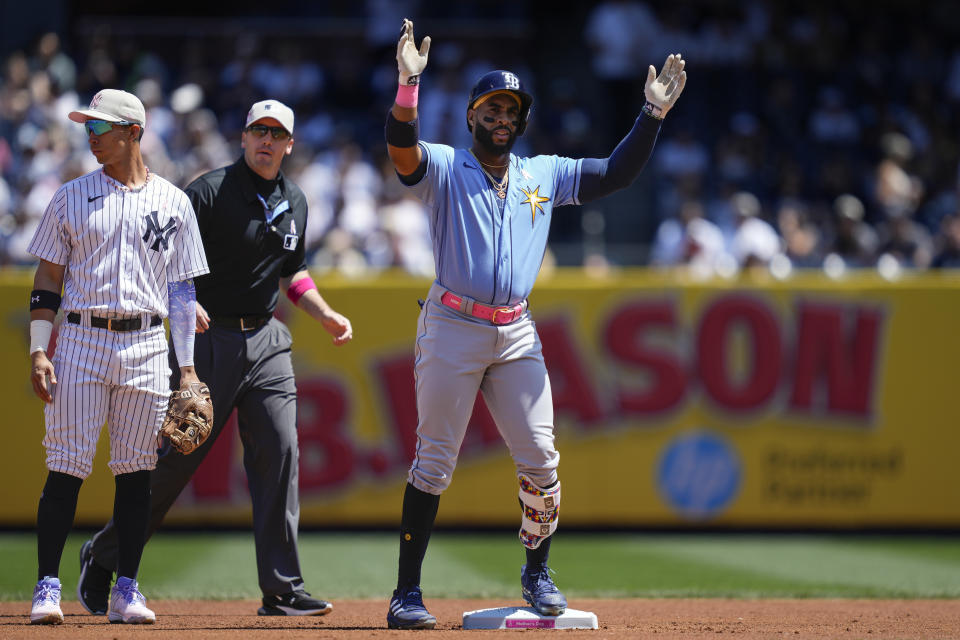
[383,19,685,629]
[78,99,352,619]
[26,89,209,625]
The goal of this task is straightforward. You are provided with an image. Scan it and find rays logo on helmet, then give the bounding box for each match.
[466,69,534,136]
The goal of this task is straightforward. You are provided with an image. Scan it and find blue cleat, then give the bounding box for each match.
[108,576,155,624]
[387,585,437,629]
[30,576,63,625]
[521,564,567,616]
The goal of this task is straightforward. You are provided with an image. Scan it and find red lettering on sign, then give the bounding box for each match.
[190,411,237,500]
[697,295,781,410]
[378,356,419,462]
[297,378,355,489]
[538,318,604,424]
[604,301,686,414]
[789,302,883,416]
[461,395,502,452]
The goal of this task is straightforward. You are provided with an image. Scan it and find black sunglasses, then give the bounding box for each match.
[246,124,291,140]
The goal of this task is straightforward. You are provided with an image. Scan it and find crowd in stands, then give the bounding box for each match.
[1,0,959,277]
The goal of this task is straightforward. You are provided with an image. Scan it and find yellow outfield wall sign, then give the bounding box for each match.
[0,269,957,528]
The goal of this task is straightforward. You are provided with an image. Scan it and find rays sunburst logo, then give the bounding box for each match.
[520,186,549,225]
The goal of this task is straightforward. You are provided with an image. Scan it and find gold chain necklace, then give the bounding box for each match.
[470,150,509,199]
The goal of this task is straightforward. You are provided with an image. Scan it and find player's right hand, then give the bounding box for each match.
[30,351,56,403]
[397,18,431,85]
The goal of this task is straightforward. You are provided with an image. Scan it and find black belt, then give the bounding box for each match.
[66,312,162,332]
[211,314,272,331]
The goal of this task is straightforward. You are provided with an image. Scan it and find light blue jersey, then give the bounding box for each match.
[406,142,582,305]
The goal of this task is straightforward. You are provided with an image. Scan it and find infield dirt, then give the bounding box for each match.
[2,598,959,638]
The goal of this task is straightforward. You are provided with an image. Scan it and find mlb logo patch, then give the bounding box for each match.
[283,234,298,251]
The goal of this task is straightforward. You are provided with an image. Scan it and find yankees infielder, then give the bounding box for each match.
[27,89,209,625]
[383,19,686,629]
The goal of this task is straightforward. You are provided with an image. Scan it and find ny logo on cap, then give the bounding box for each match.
[264,104,272,110]
[90,92,103,108]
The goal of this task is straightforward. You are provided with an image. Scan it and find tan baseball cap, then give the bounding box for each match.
[245,99,294,134]
[69,89,146,126]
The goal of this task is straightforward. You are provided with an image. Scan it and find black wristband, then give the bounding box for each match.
[641,102,664,120]
[30,289,62,313]
[385,111,420,148]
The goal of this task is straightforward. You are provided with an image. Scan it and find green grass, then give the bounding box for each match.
[2,532,960,601]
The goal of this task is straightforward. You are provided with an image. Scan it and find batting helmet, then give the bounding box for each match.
[467,70,534,136]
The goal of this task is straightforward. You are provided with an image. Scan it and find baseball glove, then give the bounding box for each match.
[160,381,213,455]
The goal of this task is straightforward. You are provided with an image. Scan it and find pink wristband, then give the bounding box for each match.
[396,83,419,108]
[287,277,318,305]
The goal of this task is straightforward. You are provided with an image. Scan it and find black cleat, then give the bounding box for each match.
[258,591,333,616]
[77,540,112,616]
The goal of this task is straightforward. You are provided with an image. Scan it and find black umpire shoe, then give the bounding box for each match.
[77,540,112,615]
[258,591,333,616]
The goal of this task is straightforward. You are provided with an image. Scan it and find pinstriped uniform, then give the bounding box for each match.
[27,169,209,478]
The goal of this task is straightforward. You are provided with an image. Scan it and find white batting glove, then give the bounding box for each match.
[397,18,431,86]
[643,53,687,119]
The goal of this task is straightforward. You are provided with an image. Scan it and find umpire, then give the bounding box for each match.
[79,99,353,616]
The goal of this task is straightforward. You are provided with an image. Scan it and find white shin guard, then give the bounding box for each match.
[518,474,561,549]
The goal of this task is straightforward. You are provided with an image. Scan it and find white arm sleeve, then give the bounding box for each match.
[168,279,196,368]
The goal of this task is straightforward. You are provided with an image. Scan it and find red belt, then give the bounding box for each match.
[440,291,525,325]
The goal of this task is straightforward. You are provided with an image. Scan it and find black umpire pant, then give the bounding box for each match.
[89,317,306,597]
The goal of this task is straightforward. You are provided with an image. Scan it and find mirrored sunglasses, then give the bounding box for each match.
[84,119,134,136]
[246,124,291,140]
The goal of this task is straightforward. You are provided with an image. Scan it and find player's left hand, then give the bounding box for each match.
[644,53,687,117]
[320,311,353,346]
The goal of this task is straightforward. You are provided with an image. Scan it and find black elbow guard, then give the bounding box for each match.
[385,111,419,148]
[30,289,62,313]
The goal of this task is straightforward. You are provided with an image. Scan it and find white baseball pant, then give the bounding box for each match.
[42,316,169,478]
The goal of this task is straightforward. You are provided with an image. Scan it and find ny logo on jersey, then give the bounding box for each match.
[502,72,520,90]
[142,211,176,252]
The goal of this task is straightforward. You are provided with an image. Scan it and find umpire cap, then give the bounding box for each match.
[467,70,533,136]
